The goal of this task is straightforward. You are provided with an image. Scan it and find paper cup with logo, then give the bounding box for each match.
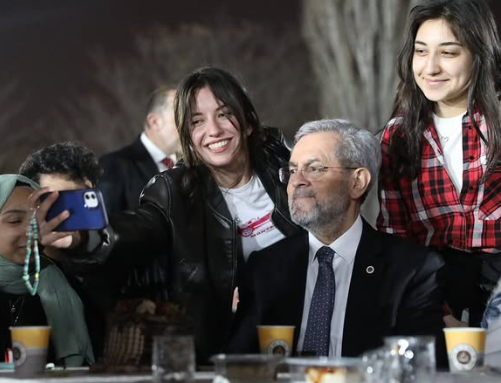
[10,326,51,378]
[443,327,486,373]
[257,325,295,356]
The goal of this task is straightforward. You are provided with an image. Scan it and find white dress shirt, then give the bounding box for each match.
[140,132,176,172]
[297,215,363,357]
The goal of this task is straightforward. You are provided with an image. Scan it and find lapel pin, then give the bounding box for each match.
[366,266,375,274]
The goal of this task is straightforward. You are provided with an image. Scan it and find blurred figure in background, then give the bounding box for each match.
[98,88,180,301]
[99,86,180,214]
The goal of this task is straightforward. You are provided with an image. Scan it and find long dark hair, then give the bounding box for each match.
[388,0,501,178]
[174,67,266,193]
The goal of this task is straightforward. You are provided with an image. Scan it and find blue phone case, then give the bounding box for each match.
[41,189,109,231]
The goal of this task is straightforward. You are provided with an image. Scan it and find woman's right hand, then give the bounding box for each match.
[28,188,82,249]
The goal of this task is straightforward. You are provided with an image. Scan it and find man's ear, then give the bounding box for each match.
[146,113,161,131]
[350,168,371,199]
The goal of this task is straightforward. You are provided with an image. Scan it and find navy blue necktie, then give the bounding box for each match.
[303,246,336,356]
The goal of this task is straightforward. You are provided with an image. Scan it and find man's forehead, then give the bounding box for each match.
[291,132,339,162]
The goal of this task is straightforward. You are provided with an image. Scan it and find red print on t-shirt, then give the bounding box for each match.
[238,212,273,238]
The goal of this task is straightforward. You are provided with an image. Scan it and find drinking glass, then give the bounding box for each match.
[362,336,436,383]
[152,334,195,383]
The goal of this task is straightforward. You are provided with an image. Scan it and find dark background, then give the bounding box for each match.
[1,0,500,142]
[0,0,301,127]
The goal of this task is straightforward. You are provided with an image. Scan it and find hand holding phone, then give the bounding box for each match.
[40,189,108,231]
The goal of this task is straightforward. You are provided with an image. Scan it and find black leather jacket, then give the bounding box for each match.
[66,128,302,364]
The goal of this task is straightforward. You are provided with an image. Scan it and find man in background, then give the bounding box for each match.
[98,87,180,300]
[99,86,180,214]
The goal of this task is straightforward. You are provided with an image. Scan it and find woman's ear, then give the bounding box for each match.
[350,168,371,199]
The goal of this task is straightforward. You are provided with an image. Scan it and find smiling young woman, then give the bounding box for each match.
[33,67,302,365]
[377,0,501,327]
[0,174,94,367]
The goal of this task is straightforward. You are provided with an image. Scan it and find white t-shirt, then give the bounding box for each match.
[220,175,286,261]
[433,114,464,195]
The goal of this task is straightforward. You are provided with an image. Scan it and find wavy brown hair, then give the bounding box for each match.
[387,0,501,179]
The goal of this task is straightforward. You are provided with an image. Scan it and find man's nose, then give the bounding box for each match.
[291,170,309,186]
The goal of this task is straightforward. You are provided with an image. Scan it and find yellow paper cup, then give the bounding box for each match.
[443,327,485,373]
[257,325,295,356]
[10,326,51,378]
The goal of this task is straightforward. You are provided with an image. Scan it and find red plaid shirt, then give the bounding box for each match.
[377,111,501,254]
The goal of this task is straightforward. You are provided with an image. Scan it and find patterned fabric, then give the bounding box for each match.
[377,111,501,254]
[303,246,335,356]
[483,291,501,329]
[483,280,501,366]
[161,157,175,169]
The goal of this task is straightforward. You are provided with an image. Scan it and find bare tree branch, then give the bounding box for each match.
[302,0,420,132]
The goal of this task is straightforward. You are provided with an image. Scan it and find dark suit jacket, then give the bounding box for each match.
[229,221,446,364]
[99,136,158,214]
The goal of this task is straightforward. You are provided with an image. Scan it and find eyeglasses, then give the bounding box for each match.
[278,166,357,184]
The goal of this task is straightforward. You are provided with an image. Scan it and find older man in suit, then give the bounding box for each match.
[229,119,445,363]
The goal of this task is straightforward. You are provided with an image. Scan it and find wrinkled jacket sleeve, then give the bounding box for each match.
[62,173,173,273]
[376,121,410,236]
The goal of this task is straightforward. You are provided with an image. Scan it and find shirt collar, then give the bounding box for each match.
[308,215,363,265]
[140,132,176,165]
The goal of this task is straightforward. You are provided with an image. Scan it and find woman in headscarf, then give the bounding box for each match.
[0,174,94,366]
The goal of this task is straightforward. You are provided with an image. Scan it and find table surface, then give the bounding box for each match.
[0,370,499,383]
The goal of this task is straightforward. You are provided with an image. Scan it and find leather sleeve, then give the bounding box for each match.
[62,173,174,273]
[395,250,447,367]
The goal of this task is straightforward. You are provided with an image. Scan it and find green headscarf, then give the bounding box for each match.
[0,174,95,366]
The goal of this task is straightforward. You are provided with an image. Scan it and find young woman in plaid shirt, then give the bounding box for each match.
[377,0,501,326]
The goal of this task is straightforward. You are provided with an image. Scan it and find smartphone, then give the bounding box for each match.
[40,189,109,231]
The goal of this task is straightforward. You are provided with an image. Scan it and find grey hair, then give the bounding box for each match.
[294,119,382,195]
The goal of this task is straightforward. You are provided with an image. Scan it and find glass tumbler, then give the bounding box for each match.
[383,336,436,383]
[152,334,195,383]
